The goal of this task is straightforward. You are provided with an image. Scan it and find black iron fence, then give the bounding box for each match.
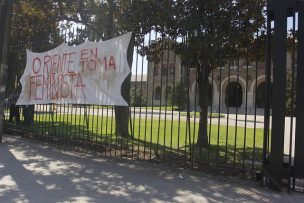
[262,0,304,192]
[3,27,269,177]
[1,0,304,192]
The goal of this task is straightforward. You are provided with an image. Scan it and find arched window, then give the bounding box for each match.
[225,82,243,107]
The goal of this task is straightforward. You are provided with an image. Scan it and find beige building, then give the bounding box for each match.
[142,49,294,115]
[146,48,183,107]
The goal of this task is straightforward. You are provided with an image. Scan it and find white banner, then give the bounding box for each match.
[17,32,132,106]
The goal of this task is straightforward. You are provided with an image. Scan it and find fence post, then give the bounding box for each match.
[0,0,14,143]
[294,0,304,178]
[265,0,296,190]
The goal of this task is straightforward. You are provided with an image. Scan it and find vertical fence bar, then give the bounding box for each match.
[90,105,95,151]
[242,35,249,173]
[252,3,261,175]
[131,46,139,159]
[95,106,100,151]
[149,31,157,160]
[77,105,82,149]
[100,105,105,153]
[137,41,145,160]
[224,61,231,169]
[288,9,297,191]
[263,8,272,167]
[163,38,171,164]
[191,65,197,169]
[110,107,114,157]
[266,0,295,190]
[170,39,178,166]
[294,0,304,179]
[105,106,109,155]
[156,31,165,161]
[209,66,214,167]
[184,33,191,168]
[217,48,223,170]
[233,54,240,176]
[143,33,152,161]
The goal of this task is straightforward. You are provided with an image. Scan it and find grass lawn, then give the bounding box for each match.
[5,112,264,168]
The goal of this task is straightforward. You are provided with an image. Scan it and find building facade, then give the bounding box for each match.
[144,50,293,115]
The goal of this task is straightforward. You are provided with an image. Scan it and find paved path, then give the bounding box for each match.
[0,135,303,203]
[36,106,267,128]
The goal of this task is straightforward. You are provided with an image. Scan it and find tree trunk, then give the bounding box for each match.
[23,105,34,126]
[197,65,211,147]
[103,0,134,137]
[0,1,13,142]
[115,34,134,137]
[115,75,131,137]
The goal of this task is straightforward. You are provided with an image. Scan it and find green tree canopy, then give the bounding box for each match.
[7,0,61,92]
[134,0,267,146]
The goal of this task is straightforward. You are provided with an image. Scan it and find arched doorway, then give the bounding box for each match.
[256,82,272,108]
[225,82,243,107]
